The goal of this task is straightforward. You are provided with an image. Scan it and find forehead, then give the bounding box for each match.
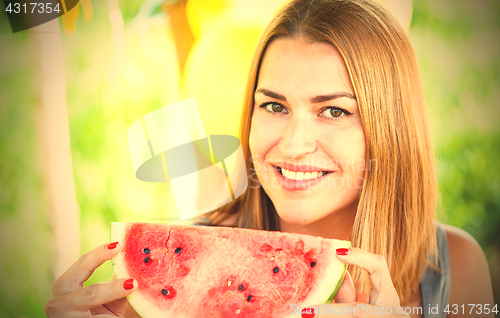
[256,37,354,96]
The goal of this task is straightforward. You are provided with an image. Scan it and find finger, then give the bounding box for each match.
[333,270,356,303]
[335,247,400,307]
[63,278,137,312]
[53,242,121,294]
[356,293,369,303]
[90,297,130,316]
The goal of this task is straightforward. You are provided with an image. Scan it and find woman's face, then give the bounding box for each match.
[249,37,366,230]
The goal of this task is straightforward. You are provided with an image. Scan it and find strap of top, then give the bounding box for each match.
[421,222,452,318]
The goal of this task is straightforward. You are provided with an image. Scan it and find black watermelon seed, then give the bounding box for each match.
[175,247,182,254]
[144,256,150,263]
[238,284,244,291]
[142,248,150,254]
[247,295,252,302]
[273,267,279,273]
[160,286,177,299]
[310,262,316,268]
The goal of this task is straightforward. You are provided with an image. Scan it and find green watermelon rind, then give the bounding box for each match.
[110,223,162,318]
[325,242,350,303]
[110,222,350,318]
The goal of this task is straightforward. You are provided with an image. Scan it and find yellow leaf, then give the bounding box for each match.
[62,2,80,35]
[81,0,93,21]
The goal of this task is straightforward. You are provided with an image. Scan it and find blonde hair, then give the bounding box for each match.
[203,0,437,304]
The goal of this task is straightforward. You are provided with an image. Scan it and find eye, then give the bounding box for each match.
[319,106,351,121]
[260,102,288,114]
[329,108,343,117]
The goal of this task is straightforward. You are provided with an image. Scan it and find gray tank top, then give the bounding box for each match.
[421,222,451,318]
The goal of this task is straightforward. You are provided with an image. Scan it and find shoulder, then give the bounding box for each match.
[190,213,239,227]
[442,224,488,272]
[442,224,485,261]
[194,214,239,227]
[441,224,494,315]
[218,214,239,227]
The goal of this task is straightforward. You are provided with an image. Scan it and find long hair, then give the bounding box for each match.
[203,0,437,304]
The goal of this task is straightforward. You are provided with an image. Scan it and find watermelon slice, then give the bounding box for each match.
[111,222,350,318]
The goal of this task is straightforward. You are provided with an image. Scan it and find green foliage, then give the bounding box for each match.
[62,0,182,289]
[0,8,53,318]
[119,0,144,24]
[412,0,500,303]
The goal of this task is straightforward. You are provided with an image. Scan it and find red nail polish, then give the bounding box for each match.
[300,307,316,318]
[123,279,134,290]
[106,242,118,250]
[301,307,316,318]
[336,248,349,255]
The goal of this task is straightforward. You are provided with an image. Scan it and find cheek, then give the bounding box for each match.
[249,116,279,162]
[321,125,365,171]
[248,126,259,161]
[340,128,365,175]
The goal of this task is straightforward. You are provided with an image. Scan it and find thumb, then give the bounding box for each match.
[333,270,356,303]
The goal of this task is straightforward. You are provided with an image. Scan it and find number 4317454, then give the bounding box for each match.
[5,2,61,14]
[443,304,498,315]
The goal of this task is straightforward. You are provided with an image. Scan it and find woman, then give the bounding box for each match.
[45,0,494,317]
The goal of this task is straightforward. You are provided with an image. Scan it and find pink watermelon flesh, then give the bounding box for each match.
[111,222,350,318]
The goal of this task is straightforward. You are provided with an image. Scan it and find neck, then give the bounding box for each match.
[278,207,355,241]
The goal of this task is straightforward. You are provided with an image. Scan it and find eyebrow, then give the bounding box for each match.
[255,88,356,103]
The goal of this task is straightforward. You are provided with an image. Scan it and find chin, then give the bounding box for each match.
[275,205,328,227]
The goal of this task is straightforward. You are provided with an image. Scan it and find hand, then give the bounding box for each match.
[303,247,409,317]
[45,242,137,317]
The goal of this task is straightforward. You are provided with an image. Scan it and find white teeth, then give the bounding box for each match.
[279,168,327,180]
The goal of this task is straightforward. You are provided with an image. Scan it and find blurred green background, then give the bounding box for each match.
[0,0,498,317]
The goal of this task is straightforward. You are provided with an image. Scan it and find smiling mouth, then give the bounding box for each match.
[275,166,332,181]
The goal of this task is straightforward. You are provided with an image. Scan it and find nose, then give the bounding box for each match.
[278,116,317,159]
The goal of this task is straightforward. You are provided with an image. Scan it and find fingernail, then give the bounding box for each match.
[106,242,118,250]
[123,278,134,290]
[336,248,349,255]
[301,307,316,318]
